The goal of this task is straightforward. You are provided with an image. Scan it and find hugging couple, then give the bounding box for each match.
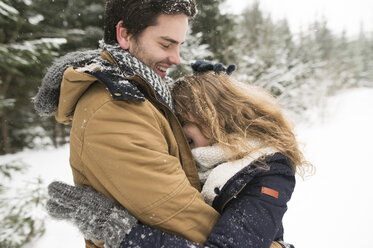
[34,0,310,247]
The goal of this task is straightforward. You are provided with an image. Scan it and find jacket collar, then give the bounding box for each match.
[194,143,279,205]
[212,153,294,213]
[34,42,174,116]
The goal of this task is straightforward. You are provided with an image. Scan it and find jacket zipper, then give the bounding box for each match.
[220,182,248,212]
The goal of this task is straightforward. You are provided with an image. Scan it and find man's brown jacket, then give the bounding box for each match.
[55,50,219,247]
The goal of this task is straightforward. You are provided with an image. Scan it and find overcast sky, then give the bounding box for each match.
[223,0,373,37]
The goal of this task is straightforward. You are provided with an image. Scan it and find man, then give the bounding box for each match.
[34,0,220,247]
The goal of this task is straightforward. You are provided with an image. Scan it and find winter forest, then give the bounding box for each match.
[1,0,373,247]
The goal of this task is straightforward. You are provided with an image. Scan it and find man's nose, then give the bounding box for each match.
[168,47,181,65]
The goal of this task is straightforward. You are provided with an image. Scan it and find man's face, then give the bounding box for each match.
[128,14,188,79]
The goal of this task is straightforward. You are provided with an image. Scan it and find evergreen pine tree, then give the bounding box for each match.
[192,0,236,64]
[0,0,104,154]
[0,160,47,248]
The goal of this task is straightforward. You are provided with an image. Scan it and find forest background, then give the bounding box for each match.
[0,0,372,247]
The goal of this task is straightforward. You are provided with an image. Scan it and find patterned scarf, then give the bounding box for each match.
[98,41,174,110]
[34,41,174,116]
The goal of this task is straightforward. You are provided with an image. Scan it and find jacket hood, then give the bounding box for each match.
[33,49,101,116]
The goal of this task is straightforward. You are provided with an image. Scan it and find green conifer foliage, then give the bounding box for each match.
[0,160,47,248]
[0,0,104,154]
[192,0,236,64]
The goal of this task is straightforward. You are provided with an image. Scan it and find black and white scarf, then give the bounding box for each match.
[34,41,174,116]
[97,42,174,110]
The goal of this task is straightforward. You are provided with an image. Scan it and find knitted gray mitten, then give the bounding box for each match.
[46,181,137,248]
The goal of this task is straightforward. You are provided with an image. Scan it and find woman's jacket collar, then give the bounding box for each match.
[212,153,295,213]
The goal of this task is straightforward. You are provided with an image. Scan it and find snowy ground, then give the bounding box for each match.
[1,87,373,247]
[285,88,373,248]
[1,145,85,247]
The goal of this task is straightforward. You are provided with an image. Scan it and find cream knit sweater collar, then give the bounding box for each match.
[192,141,278,205]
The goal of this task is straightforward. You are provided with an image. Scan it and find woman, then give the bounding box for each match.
[47,61,311,248]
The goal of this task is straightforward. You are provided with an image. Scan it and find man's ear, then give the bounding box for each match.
[116,20,131,50]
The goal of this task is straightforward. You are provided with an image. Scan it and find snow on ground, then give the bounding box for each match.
[1,146,84,247]
[1,87,373,247]
[284,88,373,248]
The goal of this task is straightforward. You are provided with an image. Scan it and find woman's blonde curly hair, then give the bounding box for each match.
[171,71,313,177]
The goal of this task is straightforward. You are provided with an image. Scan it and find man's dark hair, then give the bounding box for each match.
[104,0,197,44]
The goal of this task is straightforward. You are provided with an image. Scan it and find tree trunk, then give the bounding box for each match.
[59,123,68,146]
[0,74,12,97]
[1,114,10,154]
[52,120,58,148]
[51,122,69,147]
[0,74,13,154]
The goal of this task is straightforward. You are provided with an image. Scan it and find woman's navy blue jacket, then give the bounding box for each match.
[120,153,295,248]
